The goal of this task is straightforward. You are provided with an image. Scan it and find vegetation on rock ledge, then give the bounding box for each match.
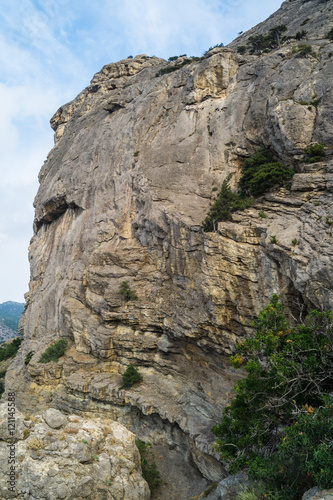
[119,281,138,301]
[212,295,333,499]
[135,439,162,493]
[203,147,294,232]
[39,338,68,363]
[119,364,142,389]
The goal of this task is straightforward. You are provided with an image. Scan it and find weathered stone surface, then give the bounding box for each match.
[302,487,333,500]
[0,405,150,500]
[213,472,253,499]
[4,0,333,493]
[42,408,68,428]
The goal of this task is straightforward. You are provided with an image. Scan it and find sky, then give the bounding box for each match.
[0,0,282,304]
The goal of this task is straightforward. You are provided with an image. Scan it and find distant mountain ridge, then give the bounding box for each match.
[0,301,24,342]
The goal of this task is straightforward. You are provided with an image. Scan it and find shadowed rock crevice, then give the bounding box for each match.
[35,197,83,232]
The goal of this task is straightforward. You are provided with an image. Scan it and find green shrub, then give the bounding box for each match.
[155,58,192,77]
[237,46,247,55]
[247,25,287,54]
[258,210,267,219]
[24,350,35,365]
[203,43,224,55]
[202,177,253,232]
[304,143,325,163]
[133,151,140,157]
[295,30,307,40]
[212,295,333,499]
[203,148,294,232]
[291,238,298,246]
[119,281,138,301]
[237,485,266,500]
[0,337,22,362]
[239,147,294,197]
[38,338,68,363]
[0,370,6,379]
[295,44,312,58]
[119,364,142,389]
[270,235,277,244]
[135,439,162,493]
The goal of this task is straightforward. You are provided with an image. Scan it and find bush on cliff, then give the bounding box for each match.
[238,147,294,197]
[38,337,68,363]
[119,364,142,389]
[202,177,253,231]
[203,148,294,232]
[135,439,162,493]
[0,337,22,362]
[303,142,325,163]
[119,281,138,301]
[212,295,333,499]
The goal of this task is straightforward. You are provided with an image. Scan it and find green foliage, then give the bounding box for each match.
[203,147,293,232]
[202,177,253,232]
[212,295,333,499]
[258,210,267,219]
[91,454,100,461]
[237,485,266,500]
[304,143,325,163]
[135,439,162,493]
[38,338,68,363]
[203,43,224,55]
[270,235,277,244]
[0,337,22,362]
[300,18,310,26]
[239,147,294,197]
[24,350,35,365]
[133,151,140,157]
[155,58,192,77]
[291,238,298,246]
[295,44,312,58]
[119,281,138,301]
[237,46,247,55]
[252,404,333,497]
[295,30,307,40]
[247,25,287,54]
[325,27,333,40]
[0,370,6,378]
[119,364,142,389]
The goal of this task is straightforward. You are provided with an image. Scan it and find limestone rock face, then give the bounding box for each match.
[5,0,333,489]
[0,405,150,500]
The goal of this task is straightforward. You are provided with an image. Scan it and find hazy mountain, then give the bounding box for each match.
[0,301,24,342]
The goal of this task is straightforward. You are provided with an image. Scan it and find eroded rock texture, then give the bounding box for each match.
[5,0,333,492]
[0,405,149,499]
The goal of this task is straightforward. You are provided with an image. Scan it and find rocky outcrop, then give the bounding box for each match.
[302,487,333,500]
[0,405,149,499]
[4,0,333,494]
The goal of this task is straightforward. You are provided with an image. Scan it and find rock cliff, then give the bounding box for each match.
[5,0,333,496]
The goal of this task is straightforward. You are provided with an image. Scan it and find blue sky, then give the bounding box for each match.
[0,0,282,303]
